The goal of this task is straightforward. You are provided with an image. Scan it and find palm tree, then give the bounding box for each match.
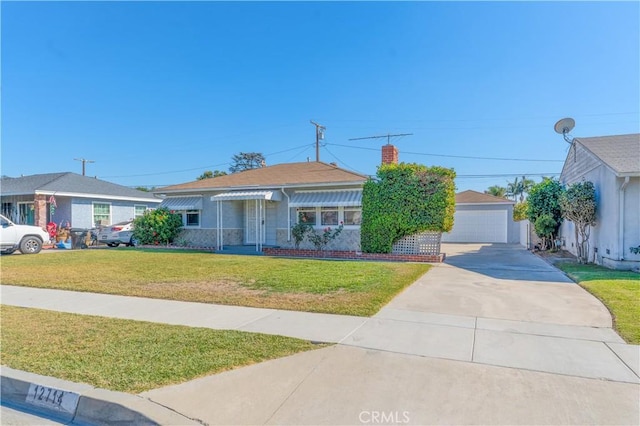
[507,176,536,202]
[485,185,507,198]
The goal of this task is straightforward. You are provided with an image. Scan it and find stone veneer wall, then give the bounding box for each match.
[276,228,361,251]
[178,228,243,247]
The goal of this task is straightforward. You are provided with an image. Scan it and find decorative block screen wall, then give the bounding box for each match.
[392,231,442,255]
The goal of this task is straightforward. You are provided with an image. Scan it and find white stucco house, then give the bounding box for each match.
[559,133,640,270]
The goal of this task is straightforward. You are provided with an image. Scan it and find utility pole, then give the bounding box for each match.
[74,158,95,176]
[310,120,325,162]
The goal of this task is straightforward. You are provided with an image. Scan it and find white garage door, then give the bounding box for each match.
[442,210,508,243]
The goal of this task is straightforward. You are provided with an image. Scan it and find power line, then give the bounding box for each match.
[325,143,564,163]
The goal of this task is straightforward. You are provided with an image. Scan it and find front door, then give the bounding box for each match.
[245,200,265,244]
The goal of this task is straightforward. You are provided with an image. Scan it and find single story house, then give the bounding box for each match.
[155,160,369,251]
[0,172,162,229]
[559,133,640,270]
[441,190,519,244]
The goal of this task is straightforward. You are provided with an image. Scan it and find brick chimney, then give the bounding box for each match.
[381,144,399,165]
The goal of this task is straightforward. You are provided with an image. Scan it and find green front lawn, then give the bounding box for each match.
[1,250,430,316]
[1,306,324,393]
[556,262,640,344]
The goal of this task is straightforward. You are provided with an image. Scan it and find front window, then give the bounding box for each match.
[343,208,362,225]
[185,210,200,227]
[93,203,111,226]
[297,208,317,226]
[321,207,339,226]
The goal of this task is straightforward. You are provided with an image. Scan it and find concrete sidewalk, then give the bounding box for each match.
[2,243,639,424]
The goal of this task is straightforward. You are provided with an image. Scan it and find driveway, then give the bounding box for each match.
[142,244,639,425]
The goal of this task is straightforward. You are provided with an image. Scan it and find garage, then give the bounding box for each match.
[442,190,516,243]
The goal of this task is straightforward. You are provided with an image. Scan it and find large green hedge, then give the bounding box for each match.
[361,163,456,253]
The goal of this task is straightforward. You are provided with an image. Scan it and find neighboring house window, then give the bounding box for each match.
[134,205,147,218]
[93,203,111,226]
[343,208,362,225]
[2,202,16,222]
[18,202,35,225]
[321,207,339,226]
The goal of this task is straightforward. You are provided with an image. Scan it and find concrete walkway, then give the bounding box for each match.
[2,243,639,424]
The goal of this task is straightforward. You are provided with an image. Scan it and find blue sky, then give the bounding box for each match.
[2,1,638,192]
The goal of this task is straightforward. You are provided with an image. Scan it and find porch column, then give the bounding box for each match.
[34,194,47,228]
[216,200,223,250]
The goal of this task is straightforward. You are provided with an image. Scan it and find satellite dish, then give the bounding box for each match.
[554,117,575,143]
[554,117,575,135]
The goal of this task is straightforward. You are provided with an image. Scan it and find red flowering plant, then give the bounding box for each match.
[307,221,344,251]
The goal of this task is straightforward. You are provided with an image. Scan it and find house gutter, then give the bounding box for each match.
[281,188,291,241]
[618,176,630,261]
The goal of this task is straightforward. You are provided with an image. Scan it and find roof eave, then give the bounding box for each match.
[155,180,366,195]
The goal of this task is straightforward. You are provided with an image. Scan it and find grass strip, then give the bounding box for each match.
[1,250,430,316]
[0,305,325,393]
[556,262,639,344]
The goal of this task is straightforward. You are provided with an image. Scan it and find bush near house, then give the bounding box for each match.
[361,163,456,253]
[133,207,183,245]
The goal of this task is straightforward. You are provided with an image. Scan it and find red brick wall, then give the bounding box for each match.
[382,144,399,165]
[263,247,444,263]
[34,194,47,228]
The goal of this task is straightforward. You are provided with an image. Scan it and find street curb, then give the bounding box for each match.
[1,366,200,425]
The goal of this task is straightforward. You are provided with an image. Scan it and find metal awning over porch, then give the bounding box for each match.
[289,190,362,207]
[211,191,282,202]
[159,196,203,210]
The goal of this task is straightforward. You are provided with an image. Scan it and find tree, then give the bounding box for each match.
[197,170,227,180]
[527,178,564,250]
[513,201,528,221]
[485,185,507,198]
[560,181,597,263]
[506,176,536,202]
[229,152,266,173]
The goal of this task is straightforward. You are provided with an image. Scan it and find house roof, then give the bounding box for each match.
[0,172,161,202]
[455,190,514,205]
[574,134,640,176]
[157,161,369,193]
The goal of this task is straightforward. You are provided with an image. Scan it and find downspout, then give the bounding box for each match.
[618,176,630,261]
[280,188,291,241]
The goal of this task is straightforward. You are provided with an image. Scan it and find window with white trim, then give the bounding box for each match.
[134,205,147,218]
[321,207,339,226]
[296,206,362,227]
[174,210,200,227]
[93,203,111,226]
[343,208,362,225]
[297,208,317,226]
[185,210,200,227]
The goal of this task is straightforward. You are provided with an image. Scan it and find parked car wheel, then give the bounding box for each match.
[19,237,43,254]
[107,243,120,248]
[127,237,137,247]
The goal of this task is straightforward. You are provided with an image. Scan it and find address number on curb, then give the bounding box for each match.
[25,383,80,414]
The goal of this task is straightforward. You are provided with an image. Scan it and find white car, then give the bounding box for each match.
[96,221,135,247]
[0,214,51,255]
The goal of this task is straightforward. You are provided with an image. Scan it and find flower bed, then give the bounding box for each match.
[263,247,444,263]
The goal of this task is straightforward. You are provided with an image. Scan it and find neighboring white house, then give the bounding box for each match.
[559,133,640,270]
[442,190,519,244]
